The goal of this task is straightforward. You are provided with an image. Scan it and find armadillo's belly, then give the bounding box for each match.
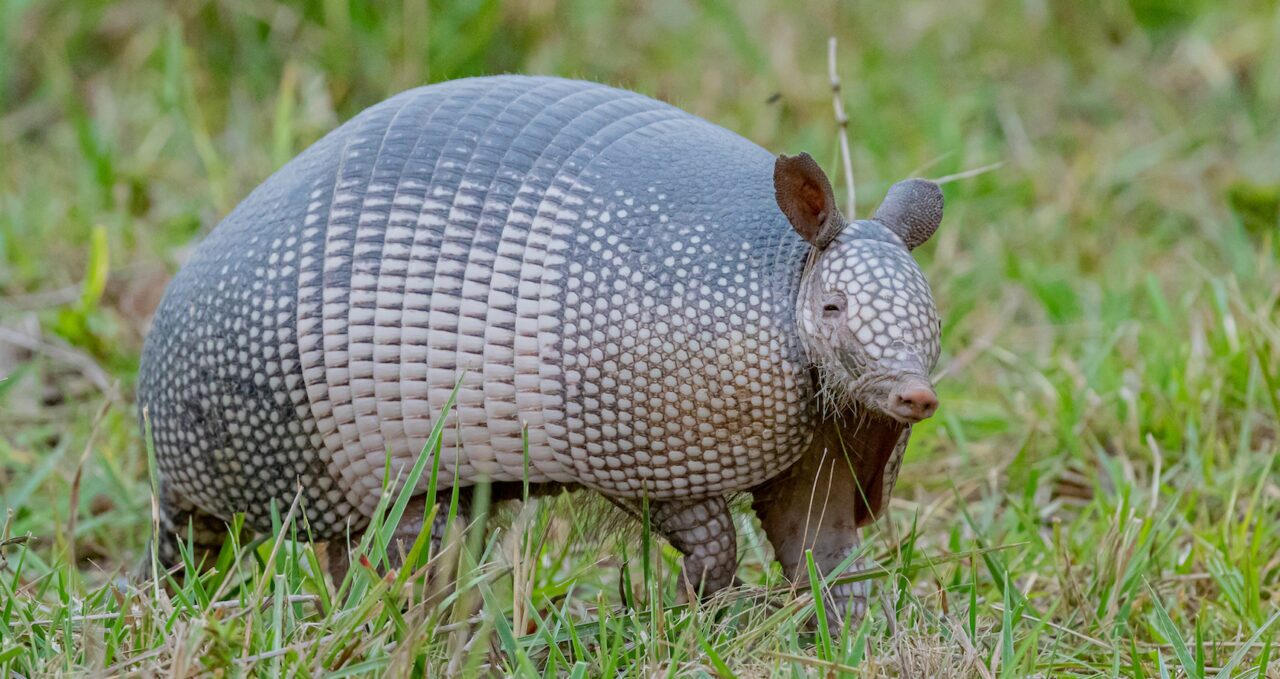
[140,76,818,533]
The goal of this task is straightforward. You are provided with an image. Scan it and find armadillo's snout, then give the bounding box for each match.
[887,379,939,424]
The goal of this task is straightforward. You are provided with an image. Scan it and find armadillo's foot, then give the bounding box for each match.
[649,496,737,602]
[134,488,242,583]
[823,557,872,630]
[760,535,872,632]
[326,494,459,586]
[384,493,451,572]
[814,548,875,627]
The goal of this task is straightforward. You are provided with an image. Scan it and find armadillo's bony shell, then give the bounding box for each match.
[139,76,817,537]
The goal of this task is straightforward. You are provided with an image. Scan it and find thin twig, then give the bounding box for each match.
[0,326,115,395]
[0,285,81,310]
[769,651,861,674]
[932,293,1017,383]
[232,634,339,667]
[26,611,145,627]
[828,37,856,217]
[101,646,168,676]
[206,594,320,611]
[1145,433,1163,520]
[67,398,113,568]
[930,161,1004,185]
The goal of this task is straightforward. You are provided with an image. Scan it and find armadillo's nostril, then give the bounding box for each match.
[889,385,939,423]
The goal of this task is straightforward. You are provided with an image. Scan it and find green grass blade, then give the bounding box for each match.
[1145,583,1201,679]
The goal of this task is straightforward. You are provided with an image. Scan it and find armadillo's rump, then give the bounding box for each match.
[139,76,817,537]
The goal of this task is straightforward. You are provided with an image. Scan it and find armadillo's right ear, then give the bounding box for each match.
[873,179,943,250]
[774,152,844,249]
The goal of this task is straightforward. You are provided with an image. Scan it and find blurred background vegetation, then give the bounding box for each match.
[1,0,1279,675]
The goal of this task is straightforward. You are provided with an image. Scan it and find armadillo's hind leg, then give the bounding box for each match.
[134,486,242,582]
[649,496,737,602]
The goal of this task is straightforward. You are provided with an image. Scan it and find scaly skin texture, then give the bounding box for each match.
[139,76,814,538]
[650,497,738,600]
[138,76,945,627]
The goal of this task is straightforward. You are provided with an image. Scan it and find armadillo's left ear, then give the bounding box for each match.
[774,152,844,249]
[873,179,943,250]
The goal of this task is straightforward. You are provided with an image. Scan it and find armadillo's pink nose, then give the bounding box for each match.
[888,383,939,423]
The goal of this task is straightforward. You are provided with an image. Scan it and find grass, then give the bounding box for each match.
[2,0,1279,675]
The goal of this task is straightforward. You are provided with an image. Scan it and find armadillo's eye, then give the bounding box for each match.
[821,294,846,317]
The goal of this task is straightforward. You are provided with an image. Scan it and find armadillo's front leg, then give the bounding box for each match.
[754,485,870,627]
[752,414,910,629]
[752,444,872,629]
[649,496,737,601]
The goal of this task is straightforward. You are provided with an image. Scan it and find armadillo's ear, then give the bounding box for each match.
[873,178,943,250]
[774,152,844,249]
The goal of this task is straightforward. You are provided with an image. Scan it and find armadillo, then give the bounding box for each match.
[138,75,943,624]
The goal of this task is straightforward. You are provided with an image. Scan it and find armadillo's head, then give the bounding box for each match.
[774,153,943,424]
